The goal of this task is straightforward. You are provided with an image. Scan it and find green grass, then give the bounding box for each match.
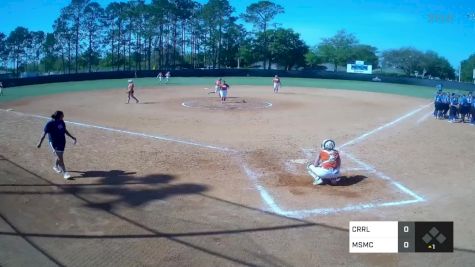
[0,76,460,103]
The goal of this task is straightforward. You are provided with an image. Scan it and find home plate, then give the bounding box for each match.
[290,159,308,164]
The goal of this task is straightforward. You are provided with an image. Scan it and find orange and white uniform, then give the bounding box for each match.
[308,149,341,185]
[318,149,341,170]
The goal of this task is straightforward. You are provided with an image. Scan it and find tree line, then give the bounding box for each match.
[0,0,471,81]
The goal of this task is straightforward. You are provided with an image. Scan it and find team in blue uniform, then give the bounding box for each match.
[434,91,444,119]
[433,82,474,125]
[459,94,471,123]
[37,111,77,180]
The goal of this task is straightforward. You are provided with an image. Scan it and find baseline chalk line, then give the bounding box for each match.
[339,103,431,149]
[0,109,237,153]
[416,112,433,125]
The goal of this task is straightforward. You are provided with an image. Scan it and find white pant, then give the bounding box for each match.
[308,164,340,184]
[273,83,280,91]
[219,90,227,98]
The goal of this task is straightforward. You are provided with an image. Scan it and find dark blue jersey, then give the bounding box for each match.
[44,120,66,146]
[450,97,459,106]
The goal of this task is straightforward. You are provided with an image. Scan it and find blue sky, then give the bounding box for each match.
[1,0,474,67]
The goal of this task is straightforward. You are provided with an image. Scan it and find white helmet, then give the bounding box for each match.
[321,139,336,150]
[128,79,133,83]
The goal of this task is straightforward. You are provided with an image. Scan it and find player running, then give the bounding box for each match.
[220,80,229,103]
[126,79,139,104]
[0,82,3,96]
[273,75,281,93]
[37,111,77,180]
[307,139,341,185]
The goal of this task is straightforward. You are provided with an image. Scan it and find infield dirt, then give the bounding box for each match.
[0,85,474,266]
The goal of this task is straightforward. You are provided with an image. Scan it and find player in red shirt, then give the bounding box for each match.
[307,139,341,185]
[220,80,229,103]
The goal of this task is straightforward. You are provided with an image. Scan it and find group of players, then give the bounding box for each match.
[209,75,282,103]
[156,71,171,83]
[433,87,475,124]
[37,74,341,185]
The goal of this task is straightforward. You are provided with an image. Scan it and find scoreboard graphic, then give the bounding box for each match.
[349,221,453,253]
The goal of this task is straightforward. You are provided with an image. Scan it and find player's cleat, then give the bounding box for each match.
[312,177,323,185]
[63,172,72,180]
[53,166,62,174]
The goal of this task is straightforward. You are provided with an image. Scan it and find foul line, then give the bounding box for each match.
[343,152,424,202]
[0,109,237,153]
[1,102,429,218]
[416,112,433,125]
[241,150,424,219]
[242,104,431,218]
[339,103,431,149]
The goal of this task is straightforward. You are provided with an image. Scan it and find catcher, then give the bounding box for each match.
[307,139,341,185]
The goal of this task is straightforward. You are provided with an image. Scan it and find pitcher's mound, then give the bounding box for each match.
[182,97,272,110]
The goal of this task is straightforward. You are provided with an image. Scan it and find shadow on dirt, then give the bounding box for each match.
[65,170,207,211]
[330,175,367,186]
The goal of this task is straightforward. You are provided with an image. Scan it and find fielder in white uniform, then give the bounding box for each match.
[273,75,281,93]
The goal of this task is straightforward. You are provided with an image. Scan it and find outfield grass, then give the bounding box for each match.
[0,76,460,103]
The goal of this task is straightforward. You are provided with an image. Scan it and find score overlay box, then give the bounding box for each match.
[349,221,453,253]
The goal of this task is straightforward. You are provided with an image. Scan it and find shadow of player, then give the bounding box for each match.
[330,175,367,186]
[65,170,208,211]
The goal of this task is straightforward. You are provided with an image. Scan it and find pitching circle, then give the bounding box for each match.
[182,97,273,110]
